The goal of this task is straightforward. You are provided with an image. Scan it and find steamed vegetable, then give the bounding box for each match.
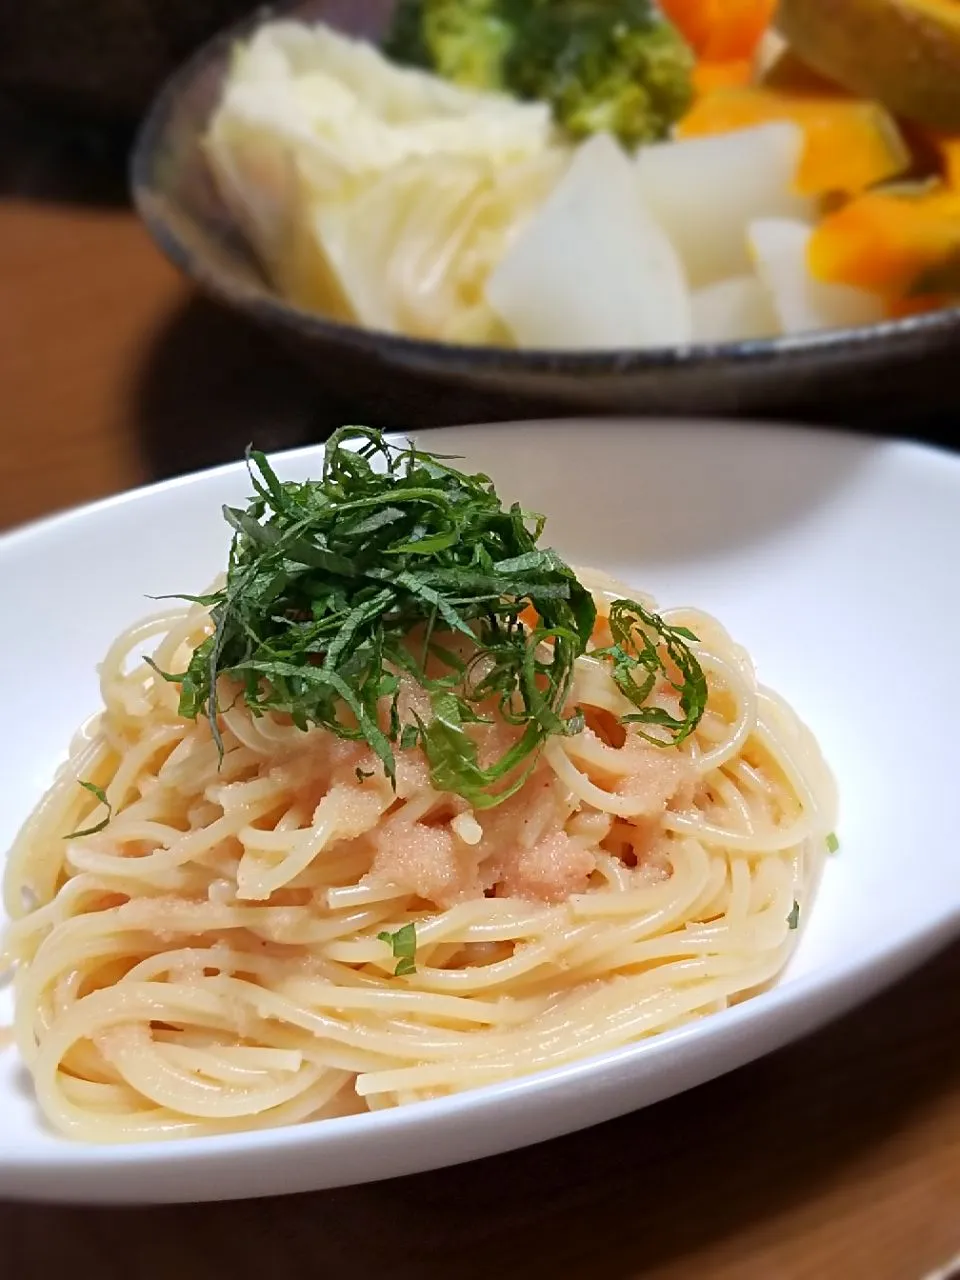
[204,10,960,351]
[216,20,553,173]
[486,132,691,348]
[205,21,560,338]
[308,149,568,342]
[809,187,960,297]
[385,0,516,93]
[635,121,813,286]
[386,0,696,147]
[749,218,886,333]
[205,22,554,255]
[508,0,695,146]
[691,275,778,341]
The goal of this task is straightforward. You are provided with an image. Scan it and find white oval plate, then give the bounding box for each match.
[1,419,958,1205]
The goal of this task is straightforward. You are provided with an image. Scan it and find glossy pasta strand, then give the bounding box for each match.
[1,579,836,1142]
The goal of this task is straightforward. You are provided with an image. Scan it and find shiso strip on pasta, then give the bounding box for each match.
[1,429,837,1142]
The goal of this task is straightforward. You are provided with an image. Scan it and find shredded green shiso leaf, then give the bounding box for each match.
[153,427,707,809]
[63,782,113,840]
[378,922,418,975]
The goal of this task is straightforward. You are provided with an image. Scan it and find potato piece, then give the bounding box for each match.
[636,123,813,287]
[691,275,780,342]
[487,133,692,350]
[748,218,886,333]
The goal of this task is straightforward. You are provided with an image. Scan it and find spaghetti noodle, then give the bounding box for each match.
[1,568,835,1142]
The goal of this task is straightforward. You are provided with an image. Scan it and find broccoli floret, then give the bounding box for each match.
[385,0,519,93]
[509,1,695,146]
[384,0,695,148]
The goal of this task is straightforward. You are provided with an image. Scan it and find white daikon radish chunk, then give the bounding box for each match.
[748,218,886,334]
[486,132,691,350]
[636,124,814,287]
[691,276,780,343]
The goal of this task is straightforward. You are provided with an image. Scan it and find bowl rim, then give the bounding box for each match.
[129,0,960,374]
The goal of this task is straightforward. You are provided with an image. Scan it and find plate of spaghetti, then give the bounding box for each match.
[1,418,957,1204]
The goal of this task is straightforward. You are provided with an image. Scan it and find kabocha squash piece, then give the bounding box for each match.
[776,0,960,130]
[809,185,960,294]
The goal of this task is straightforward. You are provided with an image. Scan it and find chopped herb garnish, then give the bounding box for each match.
[826,832,840,855]
[160,427,707,807]
[378,922,418,975]
[593,598,708,746]
[786,900,800,930]
[63,781,113,840]
[355,767,375,783]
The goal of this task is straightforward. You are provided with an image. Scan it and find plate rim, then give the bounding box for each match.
[5,416,960,554]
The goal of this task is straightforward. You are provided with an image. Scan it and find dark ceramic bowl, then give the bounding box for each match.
[131,0,960,429]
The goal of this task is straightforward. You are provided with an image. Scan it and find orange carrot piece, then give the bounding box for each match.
[692,60,755,95]
[661,0,776,62]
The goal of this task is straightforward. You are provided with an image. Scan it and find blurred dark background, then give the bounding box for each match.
[0,1,258,122]
[0,0,354,505]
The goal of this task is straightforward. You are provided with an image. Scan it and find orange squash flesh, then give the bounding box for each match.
[809,189,960,294]
[671,6,960,311]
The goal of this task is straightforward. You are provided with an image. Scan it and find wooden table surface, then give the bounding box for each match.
[1,106,959,1280]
